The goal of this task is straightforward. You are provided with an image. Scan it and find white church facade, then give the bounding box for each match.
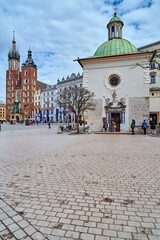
[77,12,157,132]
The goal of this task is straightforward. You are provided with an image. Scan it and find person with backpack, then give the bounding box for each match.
[131,119,135,135]
[142,120,148,135]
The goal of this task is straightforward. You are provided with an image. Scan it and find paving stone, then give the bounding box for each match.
[13,229,27,239]
[31,232,45,240]
[103,229,117,237]
[80,233,95,240]
[8,223,20,232]
[51,229,66,237]
[24,225,36,235]
[65,230,80,238]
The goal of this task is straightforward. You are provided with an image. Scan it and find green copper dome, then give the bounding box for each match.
[108,16,123,25]
[94,38,138,56]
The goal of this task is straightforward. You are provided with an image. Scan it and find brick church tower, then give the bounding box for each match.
[6,31,37,121]
[21,48,37,119]
[6,31,20,121]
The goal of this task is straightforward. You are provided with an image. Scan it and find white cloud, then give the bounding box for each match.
[0,0,160,101]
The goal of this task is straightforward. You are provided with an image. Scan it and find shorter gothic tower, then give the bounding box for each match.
[21,48,37,119]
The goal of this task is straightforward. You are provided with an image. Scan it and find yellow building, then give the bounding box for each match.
[0,102,6,121]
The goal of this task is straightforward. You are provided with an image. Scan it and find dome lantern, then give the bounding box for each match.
[107,9,124,40]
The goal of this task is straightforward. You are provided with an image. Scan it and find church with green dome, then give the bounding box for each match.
[77,11,155,133]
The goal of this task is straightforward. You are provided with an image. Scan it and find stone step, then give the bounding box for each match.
[94,131,132,134]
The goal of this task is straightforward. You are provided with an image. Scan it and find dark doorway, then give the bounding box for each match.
[16,115,19,122]
[150,113,157,125]
[111,112,120,132]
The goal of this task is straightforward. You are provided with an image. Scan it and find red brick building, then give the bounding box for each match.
[6,31,37,121]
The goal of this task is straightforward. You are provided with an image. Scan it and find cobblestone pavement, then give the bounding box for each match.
[0,126,160,240]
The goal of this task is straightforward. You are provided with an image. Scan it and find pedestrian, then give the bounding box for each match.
[103,119,108,132]
[131,119,135,135]
[150,120,156,134]
[111,120,116,132]
[142,120,148,135]
[48,121,51,129]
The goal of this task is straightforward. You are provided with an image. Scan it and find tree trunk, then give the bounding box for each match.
[76,115,79,134]
[83,111,85,132]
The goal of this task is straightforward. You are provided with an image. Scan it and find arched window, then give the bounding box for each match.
[16,91,21,102]
[150,72,156,84]
[25,70,28,76]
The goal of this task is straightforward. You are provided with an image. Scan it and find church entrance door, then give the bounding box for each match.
[111,112,120,132]
[16,115,19,122]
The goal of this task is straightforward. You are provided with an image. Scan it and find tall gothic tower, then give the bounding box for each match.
[6,31,21,121]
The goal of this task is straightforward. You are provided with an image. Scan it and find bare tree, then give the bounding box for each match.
[55,86,95,133]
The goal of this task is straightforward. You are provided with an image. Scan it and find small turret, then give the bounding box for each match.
[22,47,37,69]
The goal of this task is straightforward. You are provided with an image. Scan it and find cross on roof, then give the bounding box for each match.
[114,7,117,16]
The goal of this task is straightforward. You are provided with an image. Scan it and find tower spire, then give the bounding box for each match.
[8,30,20,61]
[12,29,16,53]
[13,29,15,43]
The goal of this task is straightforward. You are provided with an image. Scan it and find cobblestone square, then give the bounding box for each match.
[0,125,160,239]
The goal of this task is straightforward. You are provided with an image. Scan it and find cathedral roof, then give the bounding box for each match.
[94,38,137,56]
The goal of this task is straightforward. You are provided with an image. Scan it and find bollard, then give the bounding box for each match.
[87,126,91,134]
[57,126,62,134]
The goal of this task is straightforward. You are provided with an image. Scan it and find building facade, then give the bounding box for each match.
[40,73,83,122]
[77,12,154,132]
[138,42,160,125]
[0,102,6,121]
[6,32,38,121]
[41,85,57,122]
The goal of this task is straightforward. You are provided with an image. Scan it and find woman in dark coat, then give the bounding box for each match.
[131,119,135,135]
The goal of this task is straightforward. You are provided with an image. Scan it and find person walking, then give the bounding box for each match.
[150,120,156,134]
[103,119,108,132]
[131,119,135,135]
[142,120,148,135]
[48,120,51,129]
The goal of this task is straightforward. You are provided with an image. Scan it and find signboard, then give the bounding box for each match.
[120,123,126,132]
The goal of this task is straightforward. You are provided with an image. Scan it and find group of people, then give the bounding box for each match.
[103,120,116,132]
[103,118,156,134]
[131,119,156,135]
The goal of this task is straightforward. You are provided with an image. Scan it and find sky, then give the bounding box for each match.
[0,0,160,102]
